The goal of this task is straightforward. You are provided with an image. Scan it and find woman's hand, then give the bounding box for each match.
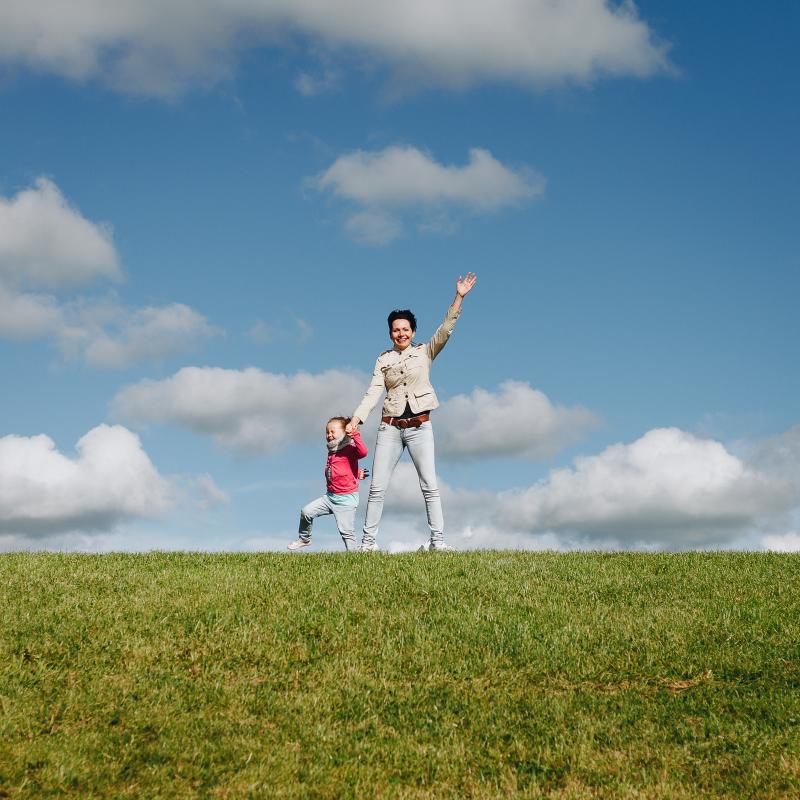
[456,272,477,297]
[345,417,361,435]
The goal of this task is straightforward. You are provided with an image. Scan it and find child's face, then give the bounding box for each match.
[326,421,346,442]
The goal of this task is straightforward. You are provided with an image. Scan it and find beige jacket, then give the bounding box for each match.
[352,304,462,422]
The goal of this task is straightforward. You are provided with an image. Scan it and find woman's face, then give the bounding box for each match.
[390,318,414,350]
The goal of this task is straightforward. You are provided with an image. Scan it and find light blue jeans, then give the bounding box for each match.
[362,420,444,548]
[299,496,357,550]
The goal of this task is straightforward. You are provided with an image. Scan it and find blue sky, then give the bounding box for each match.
[1,1,798,552]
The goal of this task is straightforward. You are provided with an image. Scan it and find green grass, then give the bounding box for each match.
[1,552,798,798]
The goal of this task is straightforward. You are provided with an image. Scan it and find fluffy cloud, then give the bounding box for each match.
[0,178,120,288]
[294,65,341,97]
[59,301,221,369]
[112,366,368,453]
[344,209,404,247]
[113,370,593,460]
[378,427,800,551]
[192,473,231,510]
[0,425,176,537]
[377,462,560,552]
[746,425,800,475]
[0,178,220,367]
[436,380,599,460]
[499,427,800,547]
[0,285,62,339]
[0,2,670,97]
[0,288,219,367]
[247,316,313,345]
[317,147,539,209]
[315,146,543,243]
[760,532,800,552]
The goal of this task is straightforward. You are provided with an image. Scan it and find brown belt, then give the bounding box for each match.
[382,413,430,429]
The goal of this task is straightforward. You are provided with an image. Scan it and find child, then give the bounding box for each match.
[288,416,369,552]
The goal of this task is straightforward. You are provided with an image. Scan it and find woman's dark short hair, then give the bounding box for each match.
[387,309,417,332]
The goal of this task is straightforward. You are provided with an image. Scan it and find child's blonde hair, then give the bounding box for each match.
[327,416,351,431]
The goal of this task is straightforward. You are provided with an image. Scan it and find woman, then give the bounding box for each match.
[346,273,477,552]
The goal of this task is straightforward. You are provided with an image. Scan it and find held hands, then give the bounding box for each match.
[456,272,477,297]
[345,418,361,435]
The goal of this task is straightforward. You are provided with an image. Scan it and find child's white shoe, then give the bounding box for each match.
[288,539,311,551]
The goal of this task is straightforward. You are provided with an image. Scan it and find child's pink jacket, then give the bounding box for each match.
[325,431,368,494]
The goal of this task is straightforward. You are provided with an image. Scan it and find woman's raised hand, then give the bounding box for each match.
[456,272,477,297]
[345,417,360,435]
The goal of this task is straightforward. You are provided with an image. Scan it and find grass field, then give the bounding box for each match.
[1,552,798,798]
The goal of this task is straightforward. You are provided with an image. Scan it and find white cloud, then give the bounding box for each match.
[376,462,557,552]
[0,285,62,339]
[192,473,231,510]
[0,177,120,288]
[294,65,340,96]
[0,1,670,97]
[247,320,273,344]
[0,425,176,538]
[0,288,220,368]
[315,146,544,243]
[61,301,221,369]
[112,371,593,459]
[248,316,313,345]
[374,426,800,551]
[0,178,220,367]
[760,532,800,552]
[499,427,800,547]
[112,366,368,453]
[344,209,404,245]
[437,381,600,460]
[747,425,800,475]
[317,146,540,209]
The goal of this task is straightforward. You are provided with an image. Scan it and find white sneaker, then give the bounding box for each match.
[287,539,311,551]
[359,541,378,552]
[430,542,455,552]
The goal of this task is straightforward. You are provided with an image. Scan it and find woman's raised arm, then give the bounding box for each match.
[451,272,477,313]
[426,272,477,361]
